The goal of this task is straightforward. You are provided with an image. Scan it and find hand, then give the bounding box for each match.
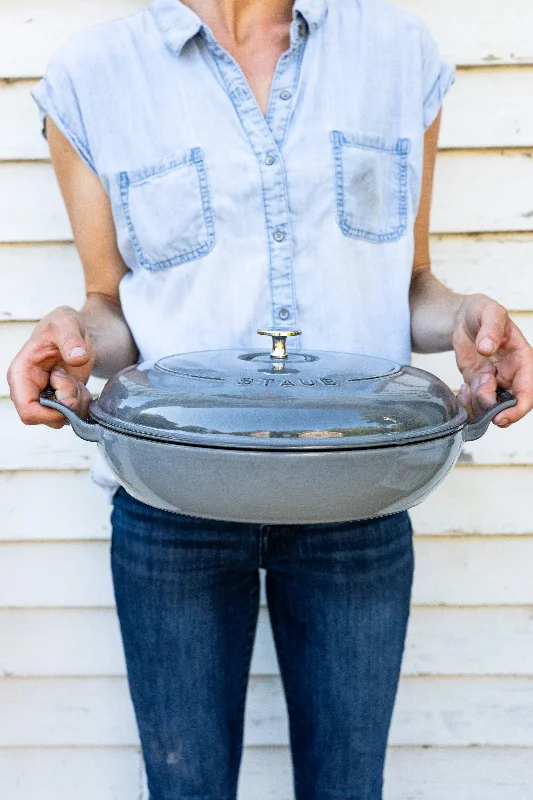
[453,295,533,427]
[7,306,95,429]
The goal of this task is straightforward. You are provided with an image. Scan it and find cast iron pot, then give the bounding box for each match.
[40,330,515,524]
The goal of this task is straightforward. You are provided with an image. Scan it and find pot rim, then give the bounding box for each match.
[89,401,468,451]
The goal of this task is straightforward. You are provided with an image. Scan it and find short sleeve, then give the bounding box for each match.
[30,51,97,174]
[420,25,456,130]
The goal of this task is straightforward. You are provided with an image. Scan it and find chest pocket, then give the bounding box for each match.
[119,147,215,272]
[331,131,411,244]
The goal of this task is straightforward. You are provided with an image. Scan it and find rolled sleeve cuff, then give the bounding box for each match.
[31,77,97,174]
[423,60,456,131]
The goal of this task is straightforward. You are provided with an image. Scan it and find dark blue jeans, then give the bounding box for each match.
[111,486,414,800]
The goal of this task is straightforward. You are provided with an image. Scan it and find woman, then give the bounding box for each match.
[8,0,533,797]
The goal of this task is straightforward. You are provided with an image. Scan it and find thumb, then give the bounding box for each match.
[475,301,509,357]
[50,313,92,366]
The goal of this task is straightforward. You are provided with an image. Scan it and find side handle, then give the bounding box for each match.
[462,389,517,442]
[39,387,101,443]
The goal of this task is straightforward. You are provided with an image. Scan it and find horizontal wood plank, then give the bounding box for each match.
[0,472,110,542]
[1,675,532,746]
[462,410,533,465]
[0,400,94,470]
[0,0,145,78]
[0,244,85,321]
[440,67,533,149]
[0,542,115,607]
[2,235,532,324]
[0,677,137,747]
[2,606,533,678]
[2,0,533,77]
[0,80,49,160]
[412,537,533,605]
[237,746,533,800]
[394,0,533,66]
[432,150,533,234]
[0,163,71,242]
[4,68,533,160]
[410,466,533,535]
[430,234,533,312]
[0,537,532,607]
[383,747,533,800]
[0,748,142,800]
[3,153,533,243]
[402,606,533,677]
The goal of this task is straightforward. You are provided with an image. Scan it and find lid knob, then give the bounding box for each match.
[257,329,301,359]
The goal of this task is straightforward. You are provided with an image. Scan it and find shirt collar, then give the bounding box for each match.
[150,0,328,56]
[149,0,203,56]
[293,0,327,33]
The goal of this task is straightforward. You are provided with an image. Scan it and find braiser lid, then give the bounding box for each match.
[90,330,467,450]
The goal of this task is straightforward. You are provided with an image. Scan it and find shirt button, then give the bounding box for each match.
[265,154,276,166]
[280,90,292,101]
[273,230,285,242]
[278,308,290,321]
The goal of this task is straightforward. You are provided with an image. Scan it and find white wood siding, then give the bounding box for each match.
[0,2,532,798]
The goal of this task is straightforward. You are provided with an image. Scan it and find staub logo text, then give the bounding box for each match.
[237,377,339,387]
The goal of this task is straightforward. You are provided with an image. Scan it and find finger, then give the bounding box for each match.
[8,360,69,427]
[470,371,498,416]
[49,372,94,422]
[76,380,94,420]
[50,368,81,407]
[493,364,533,427]
[475,302,510,357]
[45,312,92,367]
[457,382,475,420]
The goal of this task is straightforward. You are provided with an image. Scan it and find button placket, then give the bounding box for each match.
[205,33,302,333]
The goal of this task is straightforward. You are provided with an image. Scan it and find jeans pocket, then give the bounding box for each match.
[119,147,215,271]
[331,129,410,243]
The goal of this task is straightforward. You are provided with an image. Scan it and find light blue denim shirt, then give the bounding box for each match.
[31,0,454,490]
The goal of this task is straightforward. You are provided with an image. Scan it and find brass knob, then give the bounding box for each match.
[257,329,301,359]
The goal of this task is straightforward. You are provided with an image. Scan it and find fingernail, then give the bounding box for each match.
[496,418,509,427]
[478,337,495,353]
[479,373,492,386]
[69,347,87,359]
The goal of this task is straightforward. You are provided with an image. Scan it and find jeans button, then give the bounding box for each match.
[278,308,290,321]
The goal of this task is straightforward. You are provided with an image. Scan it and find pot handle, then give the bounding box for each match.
[39,386,101,443]
[462,388,517,442]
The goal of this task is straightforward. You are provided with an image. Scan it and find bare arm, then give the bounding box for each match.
[7,118,138,428]
[409,112,533,426]
[46,117,138,377]
[409,111,466,353]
